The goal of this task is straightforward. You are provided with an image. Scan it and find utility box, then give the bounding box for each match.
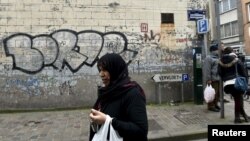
[193,47,203,104]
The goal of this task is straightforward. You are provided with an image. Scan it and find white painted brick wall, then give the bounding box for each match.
[0,0,202,109]
[0,0,190,34]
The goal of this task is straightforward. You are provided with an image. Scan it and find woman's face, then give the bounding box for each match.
[99,67,110,87]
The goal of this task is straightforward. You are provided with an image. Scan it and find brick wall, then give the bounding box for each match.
[0,0,200,110]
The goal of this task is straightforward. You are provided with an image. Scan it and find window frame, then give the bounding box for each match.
[247,3,250,22]
[220,21,239,38]
[219,0,237,13]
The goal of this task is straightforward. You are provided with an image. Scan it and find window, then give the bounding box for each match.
[223,0,229,12]
[230,0,236,9]
[231,21,238,35]
[219,1,223,13]
[224,23,231,37]
[219,0,237,13]
[220,25,225,38]
[220,21,239,38]
[161,13,174,24]
[247,3,250,22]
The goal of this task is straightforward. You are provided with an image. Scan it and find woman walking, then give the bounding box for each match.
[218,47,250,123]
[89,53,148,140]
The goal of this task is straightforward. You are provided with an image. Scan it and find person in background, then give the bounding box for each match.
[218,47,250,123]
[219,42,225,56]
[89,53,148,141]
[218,42,230,103]
[204,43,221,112]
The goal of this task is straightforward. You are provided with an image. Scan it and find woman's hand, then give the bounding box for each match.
[89,109,106,125]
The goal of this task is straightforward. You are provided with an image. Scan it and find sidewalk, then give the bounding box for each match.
[0,94,249,141]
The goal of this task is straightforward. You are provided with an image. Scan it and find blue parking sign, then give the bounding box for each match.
[197,19,208,34]
[182,74,189,81]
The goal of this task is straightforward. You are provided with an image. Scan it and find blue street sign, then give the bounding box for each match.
[197,19,209,34]
[187,10,206,21]
[182,74,189,81]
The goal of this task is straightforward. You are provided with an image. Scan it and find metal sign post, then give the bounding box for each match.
[181,74,189,102]
[214,0,224,119]
[152,73,189,104]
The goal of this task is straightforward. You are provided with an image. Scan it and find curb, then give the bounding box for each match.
[149,131,207,141]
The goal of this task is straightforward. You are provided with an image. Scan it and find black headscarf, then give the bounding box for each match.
[94,53,145,110]
[97,53,129,83]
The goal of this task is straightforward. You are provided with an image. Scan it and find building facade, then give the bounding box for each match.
[241,0,250,55]
[209,0,243,54]
[0,0,206,109]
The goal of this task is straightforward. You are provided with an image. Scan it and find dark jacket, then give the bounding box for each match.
[89,82,148,141]
[204,52,220,82]
[218,54,248,82]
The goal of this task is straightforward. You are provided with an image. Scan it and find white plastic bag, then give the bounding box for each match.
[92,116,109,141]
[203,84,215,103]
[110,122,123,141]
[92,115,123,141]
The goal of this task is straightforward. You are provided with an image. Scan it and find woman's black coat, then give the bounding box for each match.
[89,83,148,141]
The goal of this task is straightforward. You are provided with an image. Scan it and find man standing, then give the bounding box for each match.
[204,43,221,112]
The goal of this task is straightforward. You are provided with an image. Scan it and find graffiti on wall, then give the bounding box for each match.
[3,29,138,74]
[5,77,41,96]
[187,0,209,10]
[143,30,161,43]
[2,76,77,96]
[104,25,194,74]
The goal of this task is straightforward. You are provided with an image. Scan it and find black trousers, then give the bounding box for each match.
[224,85,247,118]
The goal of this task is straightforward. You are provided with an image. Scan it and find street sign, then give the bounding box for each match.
[182,74,189,81]
[197,19,209,34]
[152,74,189,83]
[187,10,206,21]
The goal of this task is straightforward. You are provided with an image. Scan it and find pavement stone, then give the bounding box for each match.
[0,94,250,141]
